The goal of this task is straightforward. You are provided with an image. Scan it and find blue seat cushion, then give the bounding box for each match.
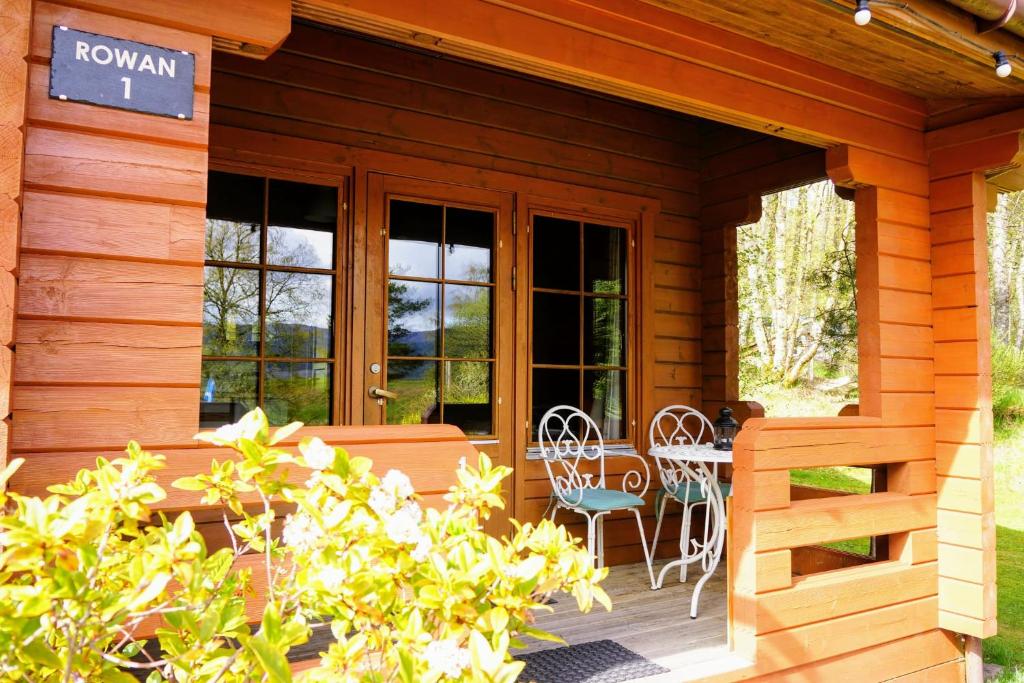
[665,482,732,504]
[562,487,645,511]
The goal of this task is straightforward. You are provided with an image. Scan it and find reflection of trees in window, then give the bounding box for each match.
[385,201,495,434]
[387,279,432,365]
[201,172,337,427]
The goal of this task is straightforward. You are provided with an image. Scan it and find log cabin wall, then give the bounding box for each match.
[0,0,30,471]
[210,23,708,564]
[12,2,213,463]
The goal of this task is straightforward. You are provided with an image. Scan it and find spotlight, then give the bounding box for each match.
[995,51,1013,78]
[854,0,871,26]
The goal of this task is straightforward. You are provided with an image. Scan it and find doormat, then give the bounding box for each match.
[516,640,669,683]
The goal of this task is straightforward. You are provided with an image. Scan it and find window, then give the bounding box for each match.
[385,199,496,436]
[530,214,631,440]
[201,170,338,427]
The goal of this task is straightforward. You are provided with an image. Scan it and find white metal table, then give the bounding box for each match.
[647,443,731,618]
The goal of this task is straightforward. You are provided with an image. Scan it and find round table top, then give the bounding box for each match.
[648,443,733,464]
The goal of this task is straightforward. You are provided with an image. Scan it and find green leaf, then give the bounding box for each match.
[248,634,292,683]
[172,476,208,491]
[23,638,61,669]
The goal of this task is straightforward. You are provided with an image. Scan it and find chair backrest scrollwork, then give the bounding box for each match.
[648,405,714,502]
[538,405,605,507]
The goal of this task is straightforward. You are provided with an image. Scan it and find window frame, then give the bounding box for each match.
[201,165,348,426]
[382,192,500,438]
[524,204,640,447]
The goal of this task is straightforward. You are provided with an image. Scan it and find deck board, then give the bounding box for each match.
[519,561,729,680]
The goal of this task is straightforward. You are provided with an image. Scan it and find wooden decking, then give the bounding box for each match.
[518,562,733,681]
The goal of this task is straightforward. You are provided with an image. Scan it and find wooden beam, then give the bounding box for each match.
[296,0,928,159]
[57,0,291,55]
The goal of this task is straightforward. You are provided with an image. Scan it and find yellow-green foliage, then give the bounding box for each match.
[0,409,608,682]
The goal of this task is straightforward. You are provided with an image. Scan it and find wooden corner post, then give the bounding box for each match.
[0,0,31,472]
[924,113,1024,641]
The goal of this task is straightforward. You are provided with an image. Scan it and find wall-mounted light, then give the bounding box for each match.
[994,51,1013,77]
[854,0,872,26]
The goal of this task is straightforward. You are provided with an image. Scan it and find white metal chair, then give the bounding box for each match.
[539,405,656,588]
[648,405,730,584]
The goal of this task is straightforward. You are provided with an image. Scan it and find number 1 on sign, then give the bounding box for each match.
[121,76,131,100]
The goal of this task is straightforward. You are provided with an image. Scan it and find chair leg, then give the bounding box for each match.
[586,514,597,569]
[597,514,605,569]
[651,494,669,560]
[630,505,655,589]
[550,504,559,523]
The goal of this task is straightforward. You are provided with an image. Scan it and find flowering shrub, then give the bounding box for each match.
[0,409,608,682]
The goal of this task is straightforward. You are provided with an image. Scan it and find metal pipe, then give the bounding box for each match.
[944,0,1024,38]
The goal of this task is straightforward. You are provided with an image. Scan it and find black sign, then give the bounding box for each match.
[49,26,195,120]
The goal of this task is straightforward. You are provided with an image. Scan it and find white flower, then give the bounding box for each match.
[314,565,347,587]
[381,469,414,498]
[212,422,244,442]
[281,513,322,550]
[303,437,336,470]
[411,534,433,561]
[384,502,423,545]
[424,639,470,679]
[368,487,397,517]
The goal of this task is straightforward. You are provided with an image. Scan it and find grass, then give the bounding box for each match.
[988,423,1024,681]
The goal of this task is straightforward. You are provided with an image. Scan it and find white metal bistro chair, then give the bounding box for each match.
[648,405,730,585]
[538,405,656,588]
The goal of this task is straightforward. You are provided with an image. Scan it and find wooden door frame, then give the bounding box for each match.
[362,174,516,484]
[512,193,657,521]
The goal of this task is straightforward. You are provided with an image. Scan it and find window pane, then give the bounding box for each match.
[532,292,580,365]
[200,360,257,427]
[444,361,492,435]
[584,223,627,294]
[584,297,626,366]
[205,171,262,263]
[203,266,260,356]
[265,271,333,358]
[584,370,627,440]
[389,199,442,278]
[267,179,336,269]
[388,280,440,357]
[533,215,580,291]
[532,368,580,439]
[444,284,491,359]
[264,362,331,426]
[445,207,493,282]
[386,360,439,425]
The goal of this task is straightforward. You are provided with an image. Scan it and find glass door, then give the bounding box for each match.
[364,175,515,496]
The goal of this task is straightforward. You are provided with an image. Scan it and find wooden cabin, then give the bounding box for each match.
[0,0,1015,680]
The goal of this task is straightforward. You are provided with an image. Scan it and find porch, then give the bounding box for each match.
[3,0,1012,680]
[520,562,732,681]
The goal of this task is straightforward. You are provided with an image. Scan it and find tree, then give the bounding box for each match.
[738,181,857,388]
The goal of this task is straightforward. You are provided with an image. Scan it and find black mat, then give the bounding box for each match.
[516,640,669,683]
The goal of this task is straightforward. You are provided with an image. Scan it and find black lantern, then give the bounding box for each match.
[713,406,739,451]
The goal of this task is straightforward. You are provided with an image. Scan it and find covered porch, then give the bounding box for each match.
[3,0,1017,680]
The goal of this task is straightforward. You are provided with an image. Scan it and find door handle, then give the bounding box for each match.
[369,385,399,400]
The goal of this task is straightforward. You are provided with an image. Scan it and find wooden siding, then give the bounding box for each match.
[924,113,1018,638]
[8,2,211,475]
[724,145,946,680]
[205,24,707,562]
[0,0,29,470]
[294,0,927,157]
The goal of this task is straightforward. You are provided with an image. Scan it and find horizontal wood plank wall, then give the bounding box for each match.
[929,171,998,639]
[206,24,705,563]
[698,128,825,421]
[0,0,30,471]
[8,1,212,501]
[727,146,949,680]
